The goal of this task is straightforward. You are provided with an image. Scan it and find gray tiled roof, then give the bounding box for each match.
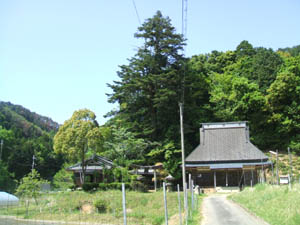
[186,125,268,163]
[67,155,113,172]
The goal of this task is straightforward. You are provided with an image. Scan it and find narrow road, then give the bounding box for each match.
[201,194,269,225]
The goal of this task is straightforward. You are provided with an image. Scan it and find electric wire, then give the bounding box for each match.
[132,0,142,26]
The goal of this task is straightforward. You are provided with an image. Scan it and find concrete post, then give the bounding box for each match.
[154,169,157,192]
[214,171,216,189]
[177,184,182,225]
[122,183,127,225]
[163,182,168,225]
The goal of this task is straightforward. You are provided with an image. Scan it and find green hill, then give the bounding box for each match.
[0,101,59,137]
[0,101,63,186]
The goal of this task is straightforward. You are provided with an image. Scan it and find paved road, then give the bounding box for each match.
[201,194,269,225]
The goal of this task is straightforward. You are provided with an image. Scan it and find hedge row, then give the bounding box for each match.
[82,181,147,192]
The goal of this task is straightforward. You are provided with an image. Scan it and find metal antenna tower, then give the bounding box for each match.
[182,0,188,46]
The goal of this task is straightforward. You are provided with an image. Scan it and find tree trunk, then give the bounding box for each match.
[80,141,88,185]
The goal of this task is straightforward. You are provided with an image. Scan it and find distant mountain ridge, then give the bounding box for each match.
[0,101,59,137]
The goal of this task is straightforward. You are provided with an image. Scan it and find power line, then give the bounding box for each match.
[132,0,142,26]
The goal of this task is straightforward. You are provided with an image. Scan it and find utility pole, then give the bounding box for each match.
[288,147,293,184]
[180,1,188,223]
[179,103,187,214]
[276,150,279,185]
[0,139,3,161]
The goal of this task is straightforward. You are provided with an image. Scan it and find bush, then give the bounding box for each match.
[98,182,131,191]
[82,182,98,192]
[94,199,109,213]
[131,181,147,192]
[98,183,107,191]
[52,167,74,190]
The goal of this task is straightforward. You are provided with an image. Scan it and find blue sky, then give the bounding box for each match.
[1,0,299,125]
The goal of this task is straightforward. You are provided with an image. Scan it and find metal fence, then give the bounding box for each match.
[0,182,200,225]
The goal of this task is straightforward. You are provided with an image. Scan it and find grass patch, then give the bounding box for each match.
[0,190,204,225]
[187,194,204,225]
[229,184,300,225]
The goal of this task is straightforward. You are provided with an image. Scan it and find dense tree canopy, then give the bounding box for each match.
[2,12,300,183]
[104,12,300,178]
[108,11,185,144]
[53,109,102,184]
[0,102,63,184]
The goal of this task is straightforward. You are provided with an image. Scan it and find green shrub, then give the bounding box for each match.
[98,182,131,191]
[94,199,109,213]
[98,183,107,191]
[131,181,147,192]
[82,182,98,192]
[52,167,74,190]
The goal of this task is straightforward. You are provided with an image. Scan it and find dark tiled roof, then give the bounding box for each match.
[186,125,268,163]
[67,155,113,171]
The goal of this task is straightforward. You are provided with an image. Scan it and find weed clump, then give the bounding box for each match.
[94,199,109,213]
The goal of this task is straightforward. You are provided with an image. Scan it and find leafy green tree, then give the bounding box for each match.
[100,124,150,166]
[278,45,300,57]
[52,166,74,190]
[234,42,283,92]
[0,126,14,161]
[16,169,46,205]
[250,47,283,92]
[147,142,181,178]
[266,55,300,151]
[0,161,16,192]
[210,73,265,121]
[236,40,255,58]
[53,109,102,184]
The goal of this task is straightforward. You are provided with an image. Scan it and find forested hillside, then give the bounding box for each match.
[104,11,300,176]
[1,12,300,191]
[0,101,64,191]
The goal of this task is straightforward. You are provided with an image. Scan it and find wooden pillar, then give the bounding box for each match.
[214,171,216,189]
[154,169,157,192]
[226,171,228,187]
[244,170,246,186]
[251,169,254,185]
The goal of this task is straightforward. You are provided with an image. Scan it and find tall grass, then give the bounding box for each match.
[0,190,203,225]
[229,184,300,225]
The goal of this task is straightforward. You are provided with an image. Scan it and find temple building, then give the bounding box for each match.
[185,122,271,189]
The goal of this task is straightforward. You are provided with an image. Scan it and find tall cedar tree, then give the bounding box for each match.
[108,11,185,143]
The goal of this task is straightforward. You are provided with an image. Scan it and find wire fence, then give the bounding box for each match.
[0,182,200,225]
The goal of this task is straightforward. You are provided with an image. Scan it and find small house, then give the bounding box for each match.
[185,122,271,189]
[67,155,114,186]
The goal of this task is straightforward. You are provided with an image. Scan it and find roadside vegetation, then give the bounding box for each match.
[229,184,300,225]
[265,152,300,181]
[0,189,203,225]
